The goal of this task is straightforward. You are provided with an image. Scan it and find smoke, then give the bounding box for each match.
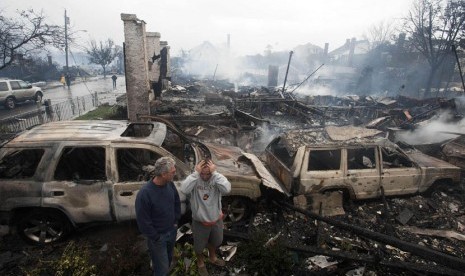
[251,123,282,153]
[175,36,458,100]
[179,41,242,80]
[395,111,463,145]
[290,83,335,96]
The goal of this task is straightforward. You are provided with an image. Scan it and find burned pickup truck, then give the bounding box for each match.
[0,120,279,244]
[265,126,462,215]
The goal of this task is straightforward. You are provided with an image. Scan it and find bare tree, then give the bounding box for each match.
[86,39,120,77]
[0,9,63,71]
[363,20,396,50]
[403,0,465,95]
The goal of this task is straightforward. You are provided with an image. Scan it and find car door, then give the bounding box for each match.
[42,144,113,224]
[343,147,381,200]
[110,144,188,222]
[17,80,36,100]
[380,146,420,196]
[299,147,344,194]
[9,81,31,101]
[0,147,47,209]
[0,81,9,101]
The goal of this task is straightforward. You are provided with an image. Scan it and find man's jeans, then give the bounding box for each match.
[147,229,177,276]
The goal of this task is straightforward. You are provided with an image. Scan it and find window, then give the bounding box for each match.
[0,82,8,92]
[347,148,375,170]
[18,81,30,88]
[381,147,413,169]
[10,81,21,90]
[54,147,106,181]
[308,149,341,171]
[269,138,294,168]
[0,149,44,179]
[121,123,153,137]
[117,148,162,182]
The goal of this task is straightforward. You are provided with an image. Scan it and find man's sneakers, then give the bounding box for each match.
[198,257,225,275]
[210,258,226,267]
[198,265,209,276]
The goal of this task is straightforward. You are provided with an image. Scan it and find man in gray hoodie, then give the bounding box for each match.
[181,159,231,276]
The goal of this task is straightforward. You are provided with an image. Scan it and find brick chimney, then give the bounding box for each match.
[121,13,151,122]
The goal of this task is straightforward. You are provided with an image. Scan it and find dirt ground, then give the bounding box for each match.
[1,185,464,275]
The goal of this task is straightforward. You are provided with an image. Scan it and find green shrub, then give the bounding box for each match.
[23,241,97,276]
[170,242,199,276]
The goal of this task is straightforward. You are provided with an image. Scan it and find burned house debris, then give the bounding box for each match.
[116,16,465,272]
[2,13,465,276]
[131,75,464,274]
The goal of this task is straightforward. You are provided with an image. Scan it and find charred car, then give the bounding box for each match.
[0,120,279,244]
[265,126,461,215]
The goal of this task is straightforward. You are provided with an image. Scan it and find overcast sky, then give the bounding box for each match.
[2,0,413,56]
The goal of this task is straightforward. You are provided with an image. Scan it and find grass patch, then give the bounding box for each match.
[75,104,127,120]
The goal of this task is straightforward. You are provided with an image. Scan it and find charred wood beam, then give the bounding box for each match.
[234,109,270,125]
[223,229,463,276]
[235,98,297,104]
[379,186,394,232]
[144,114,237,128]
[398,105,441,127]
[291,102,329,118]
[287,244,464,276]
[279,201,465,272]
[279,103,313,124]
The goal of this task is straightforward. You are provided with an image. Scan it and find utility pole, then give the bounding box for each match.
[64,9,69,73]
[452,44,465,94]
[281,51,294,94]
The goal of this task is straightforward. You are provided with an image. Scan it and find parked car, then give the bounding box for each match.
[265,126,462,215]
[0,79,44,109]
[0,120,280,245]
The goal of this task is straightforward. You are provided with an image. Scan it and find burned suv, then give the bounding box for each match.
[0,79,43,109]
[265,126,462,215]
[0,120,278,244]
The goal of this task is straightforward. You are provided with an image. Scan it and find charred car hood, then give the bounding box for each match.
[204,143,288,195]
[405,150,460,169]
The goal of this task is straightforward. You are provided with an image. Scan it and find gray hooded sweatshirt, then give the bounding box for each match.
[181,171,231,223]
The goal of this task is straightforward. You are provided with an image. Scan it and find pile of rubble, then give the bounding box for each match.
[2,78,465,275]
[159,79,465,275]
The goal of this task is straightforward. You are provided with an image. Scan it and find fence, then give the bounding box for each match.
[0,93,99,135]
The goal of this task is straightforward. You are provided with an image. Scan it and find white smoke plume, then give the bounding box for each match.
[395,111,464,145]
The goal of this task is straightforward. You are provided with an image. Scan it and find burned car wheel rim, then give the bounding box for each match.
[222,196,250,226]
[18,211,70,244]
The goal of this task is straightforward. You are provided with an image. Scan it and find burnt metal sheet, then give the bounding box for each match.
[204,143,263,198]
[325,126,382,141]
[365,116,391,129]
[406,151,461,168]
[242,152,290,196]
[11,120,166,146]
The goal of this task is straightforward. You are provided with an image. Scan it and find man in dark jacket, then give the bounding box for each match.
[135,157,180,276]
[111,74,117,89]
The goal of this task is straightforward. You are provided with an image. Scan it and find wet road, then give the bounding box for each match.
[0,76,126,120]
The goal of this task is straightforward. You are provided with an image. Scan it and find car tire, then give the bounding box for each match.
[222,196,251,227]
[5,97,15,109]
[35,92,43,103]
[17,210,72,245]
